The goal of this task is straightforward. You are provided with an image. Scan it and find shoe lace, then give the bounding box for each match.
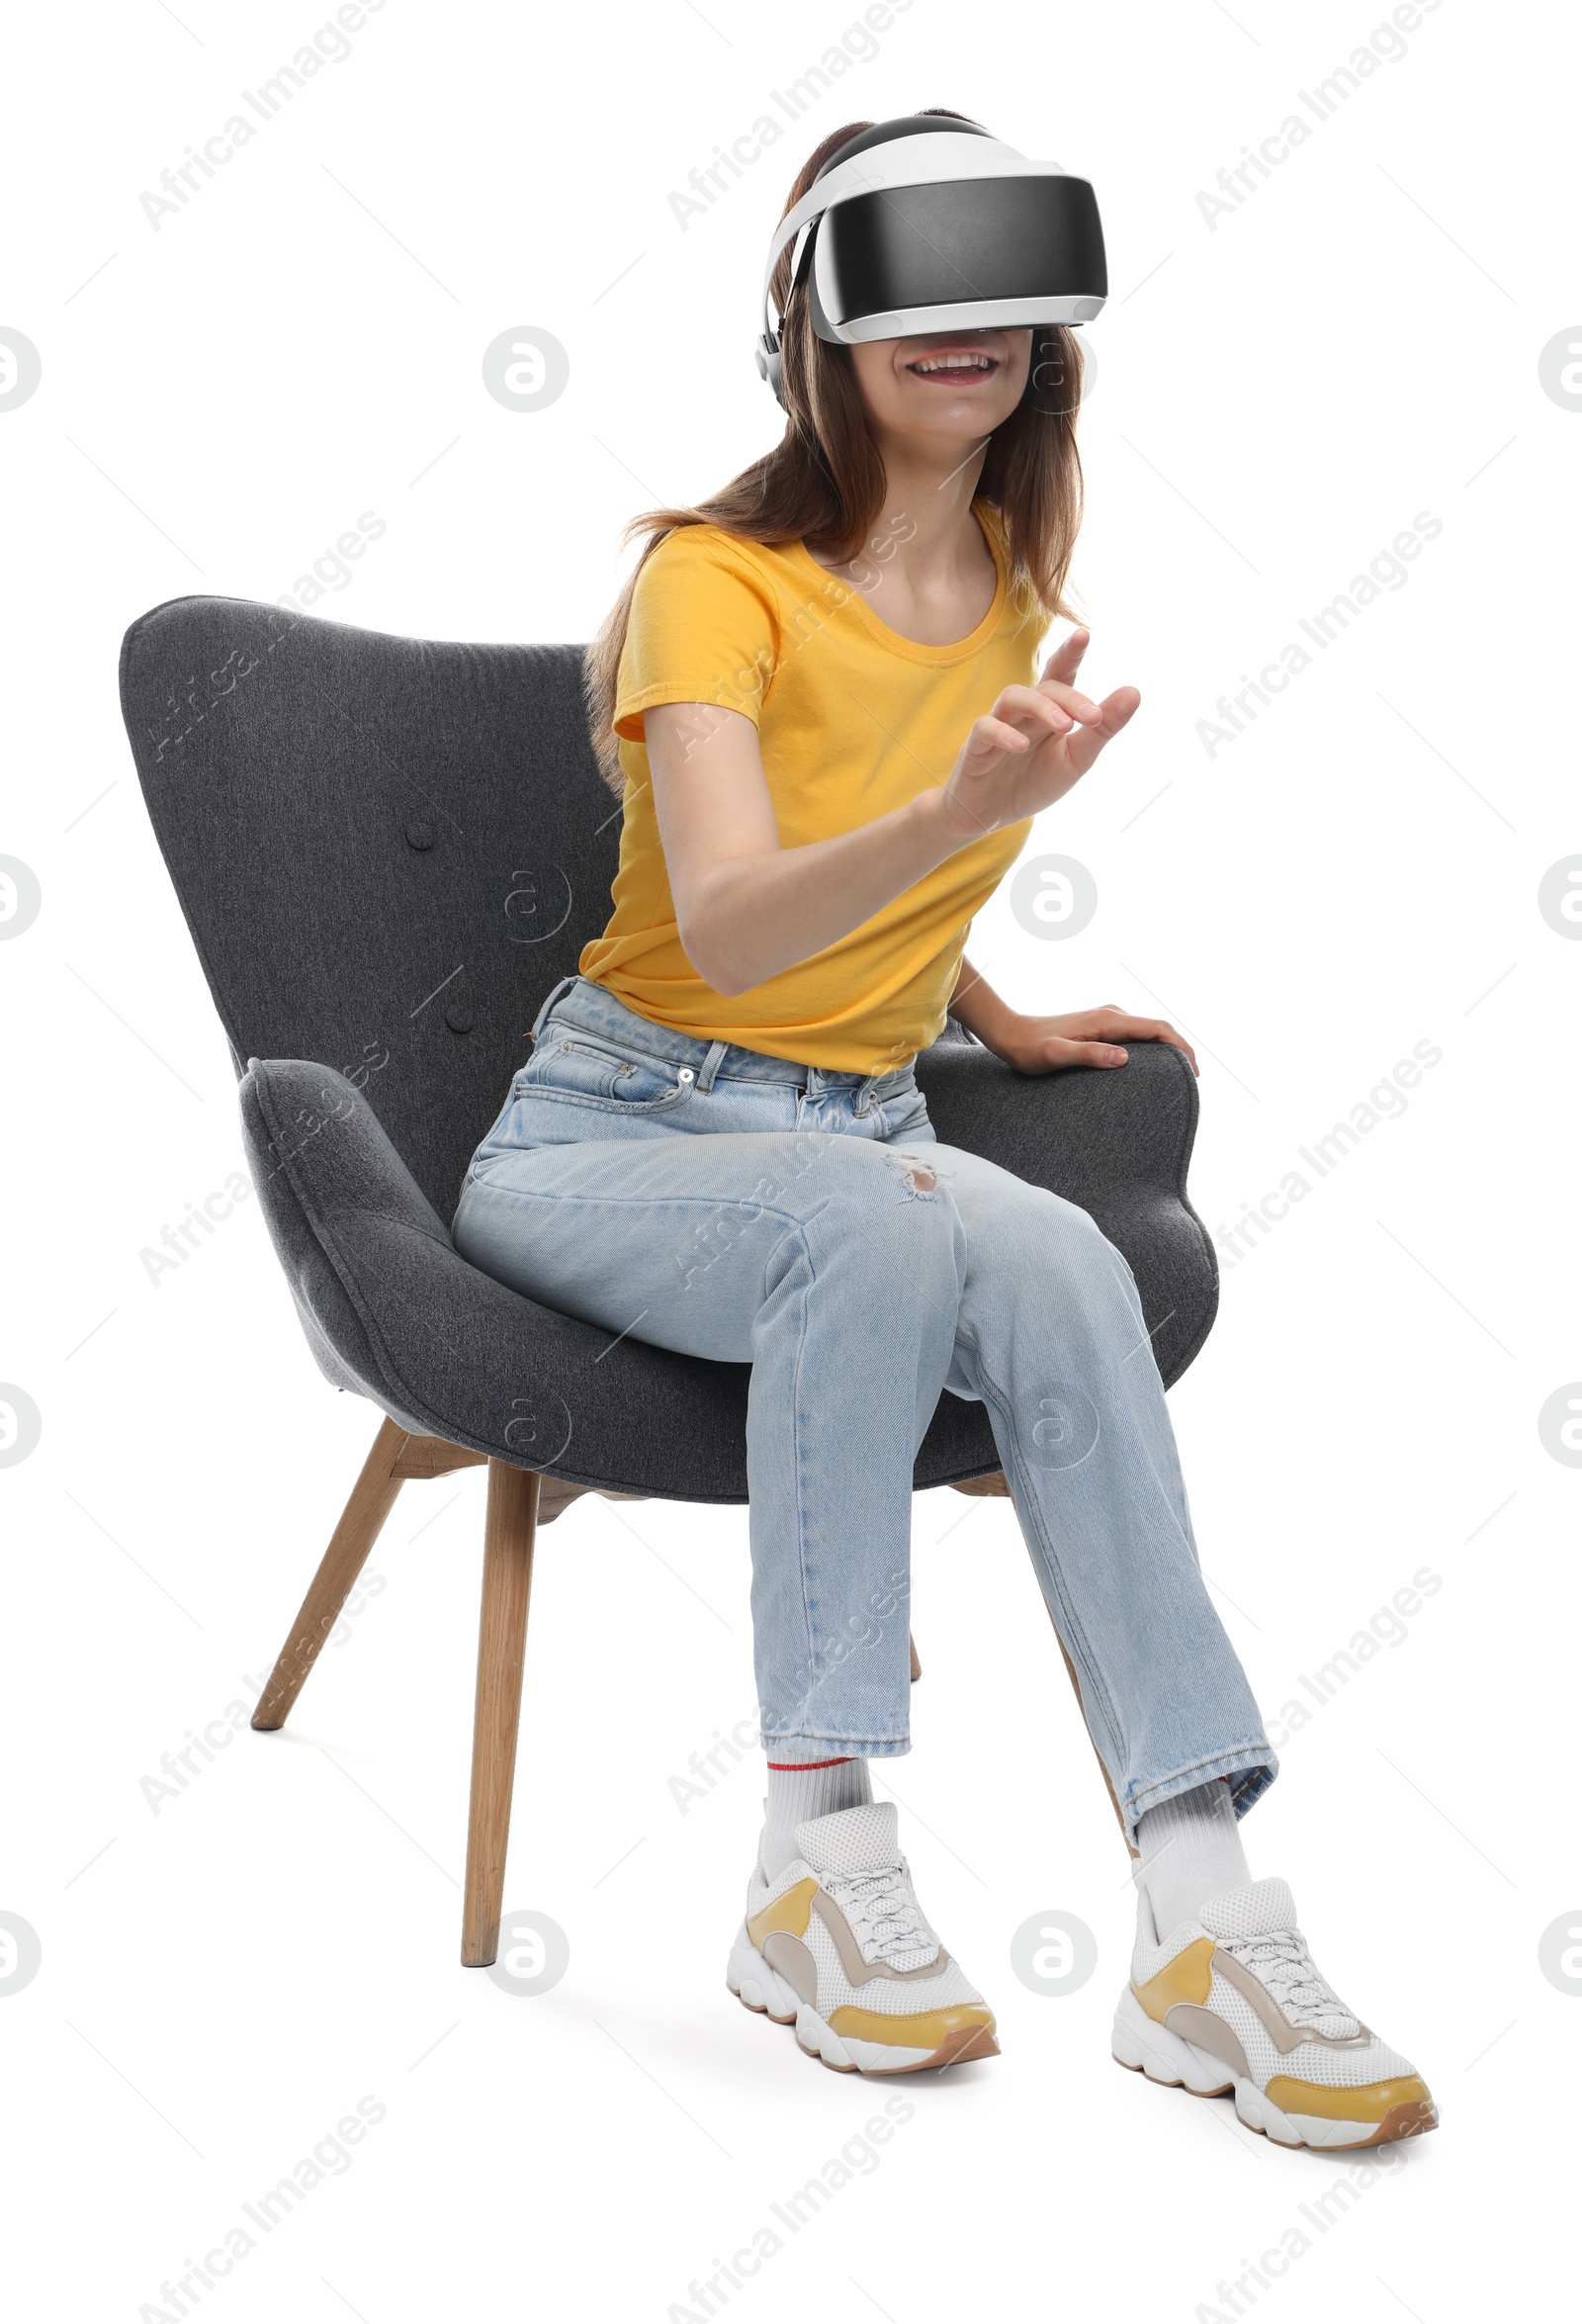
[824,1863,938,1968]
[1219,1926,1360,2037]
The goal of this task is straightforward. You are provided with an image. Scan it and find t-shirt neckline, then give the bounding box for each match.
[788,502,1009,665]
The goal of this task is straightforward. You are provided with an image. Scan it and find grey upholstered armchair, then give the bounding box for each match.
[118,595,1219,1967]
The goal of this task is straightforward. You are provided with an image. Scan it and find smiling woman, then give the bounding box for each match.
[450,109,1438,2137]
[588,121,1091,777]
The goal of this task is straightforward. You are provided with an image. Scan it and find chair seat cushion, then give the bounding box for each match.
[241,1037,1215,1504]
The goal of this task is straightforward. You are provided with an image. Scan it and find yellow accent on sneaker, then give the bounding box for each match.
[1131,1936,1215,2022]
[827,2003,998,2049]
[1264,2073,1433,2123]
[747,1878,818,1948]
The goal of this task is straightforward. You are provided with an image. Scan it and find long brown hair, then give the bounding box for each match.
[583,110,1087,791]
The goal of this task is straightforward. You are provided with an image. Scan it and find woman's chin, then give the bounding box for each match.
[888,398,1019,442]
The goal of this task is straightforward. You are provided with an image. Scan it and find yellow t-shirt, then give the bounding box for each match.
[578,501,1045,1074]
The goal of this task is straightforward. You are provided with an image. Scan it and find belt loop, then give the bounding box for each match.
[530,973,576,1039]
[695,1038,729,1093]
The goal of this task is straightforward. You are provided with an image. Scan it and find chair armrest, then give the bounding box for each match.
[236,1057,754,1498]
[913,1036,1218,1387]
[238,1056,453,1417]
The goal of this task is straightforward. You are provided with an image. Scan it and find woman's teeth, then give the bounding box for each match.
[909,353,997,377]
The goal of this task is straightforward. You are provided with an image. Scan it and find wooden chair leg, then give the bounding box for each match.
[251,1416,410,1730]
[461,1462,541,1967]
[251,1415,486,1731]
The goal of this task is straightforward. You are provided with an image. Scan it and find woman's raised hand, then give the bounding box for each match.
[937,628,1140,843]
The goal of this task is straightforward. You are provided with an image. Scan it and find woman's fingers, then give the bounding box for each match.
[976,701,1071,757]
[1032,679,1104,725]
[1017,1008,1198,1076]
[966,713,1039,759]
[969,680,1126,774]
[1084,1007,1196,1074]
[1136,1018,1194,1072]
[1124,1017,1196,1073]
[1056,685,1141,771]
[1093,684,1141,731]
[1040,628,1091,687]
[1027,1036,1130,1072]
[996,682,1085,733]
[955,678,1139,809]
[1044,685,1104,725]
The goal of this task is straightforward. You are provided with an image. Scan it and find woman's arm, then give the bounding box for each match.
[950,954,1198,1076]
[646,700,971,997]
[646,632,1135,998]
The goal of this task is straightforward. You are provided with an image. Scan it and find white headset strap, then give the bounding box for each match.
[757,134,1045,350]
[761,220,815,350]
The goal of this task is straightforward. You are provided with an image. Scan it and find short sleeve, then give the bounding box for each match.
[613,527,780,742]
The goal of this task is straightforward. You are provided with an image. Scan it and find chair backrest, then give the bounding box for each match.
[120,596,619,1219]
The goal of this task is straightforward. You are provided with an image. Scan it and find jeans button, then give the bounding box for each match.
[677,1067,695,1085]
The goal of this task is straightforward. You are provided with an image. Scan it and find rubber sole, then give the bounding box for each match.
[726,1927,1001,2076]
[1111,1987,1439,2151]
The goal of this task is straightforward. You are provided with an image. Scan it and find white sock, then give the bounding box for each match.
[758,1756,872,1878]
[1135,1778,1252,1940]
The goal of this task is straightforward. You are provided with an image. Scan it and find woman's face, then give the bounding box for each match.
[845,326,1032,447]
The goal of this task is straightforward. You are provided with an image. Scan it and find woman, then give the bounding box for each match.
[453,113,1435,2148]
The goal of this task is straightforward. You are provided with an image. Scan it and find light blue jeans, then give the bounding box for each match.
[452,975,1274,1831]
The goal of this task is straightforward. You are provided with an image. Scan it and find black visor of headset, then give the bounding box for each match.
[755,116,1107,405]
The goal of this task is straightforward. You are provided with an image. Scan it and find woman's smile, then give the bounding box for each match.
[904,340,1002,384]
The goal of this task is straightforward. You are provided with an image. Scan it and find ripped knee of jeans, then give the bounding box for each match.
[886,1149,937,1197]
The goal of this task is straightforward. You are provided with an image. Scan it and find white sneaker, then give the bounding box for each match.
[1112,1875,1438,2149]
[726,1801,999,2075]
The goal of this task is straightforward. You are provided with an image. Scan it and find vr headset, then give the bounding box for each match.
[755,115,1107,410]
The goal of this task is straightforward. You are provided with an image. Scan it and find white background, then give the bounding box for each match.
[2,0,1578,2317]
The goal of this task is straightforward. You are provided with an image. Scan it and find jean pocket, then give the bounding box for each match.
[520,1034,694,1112]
